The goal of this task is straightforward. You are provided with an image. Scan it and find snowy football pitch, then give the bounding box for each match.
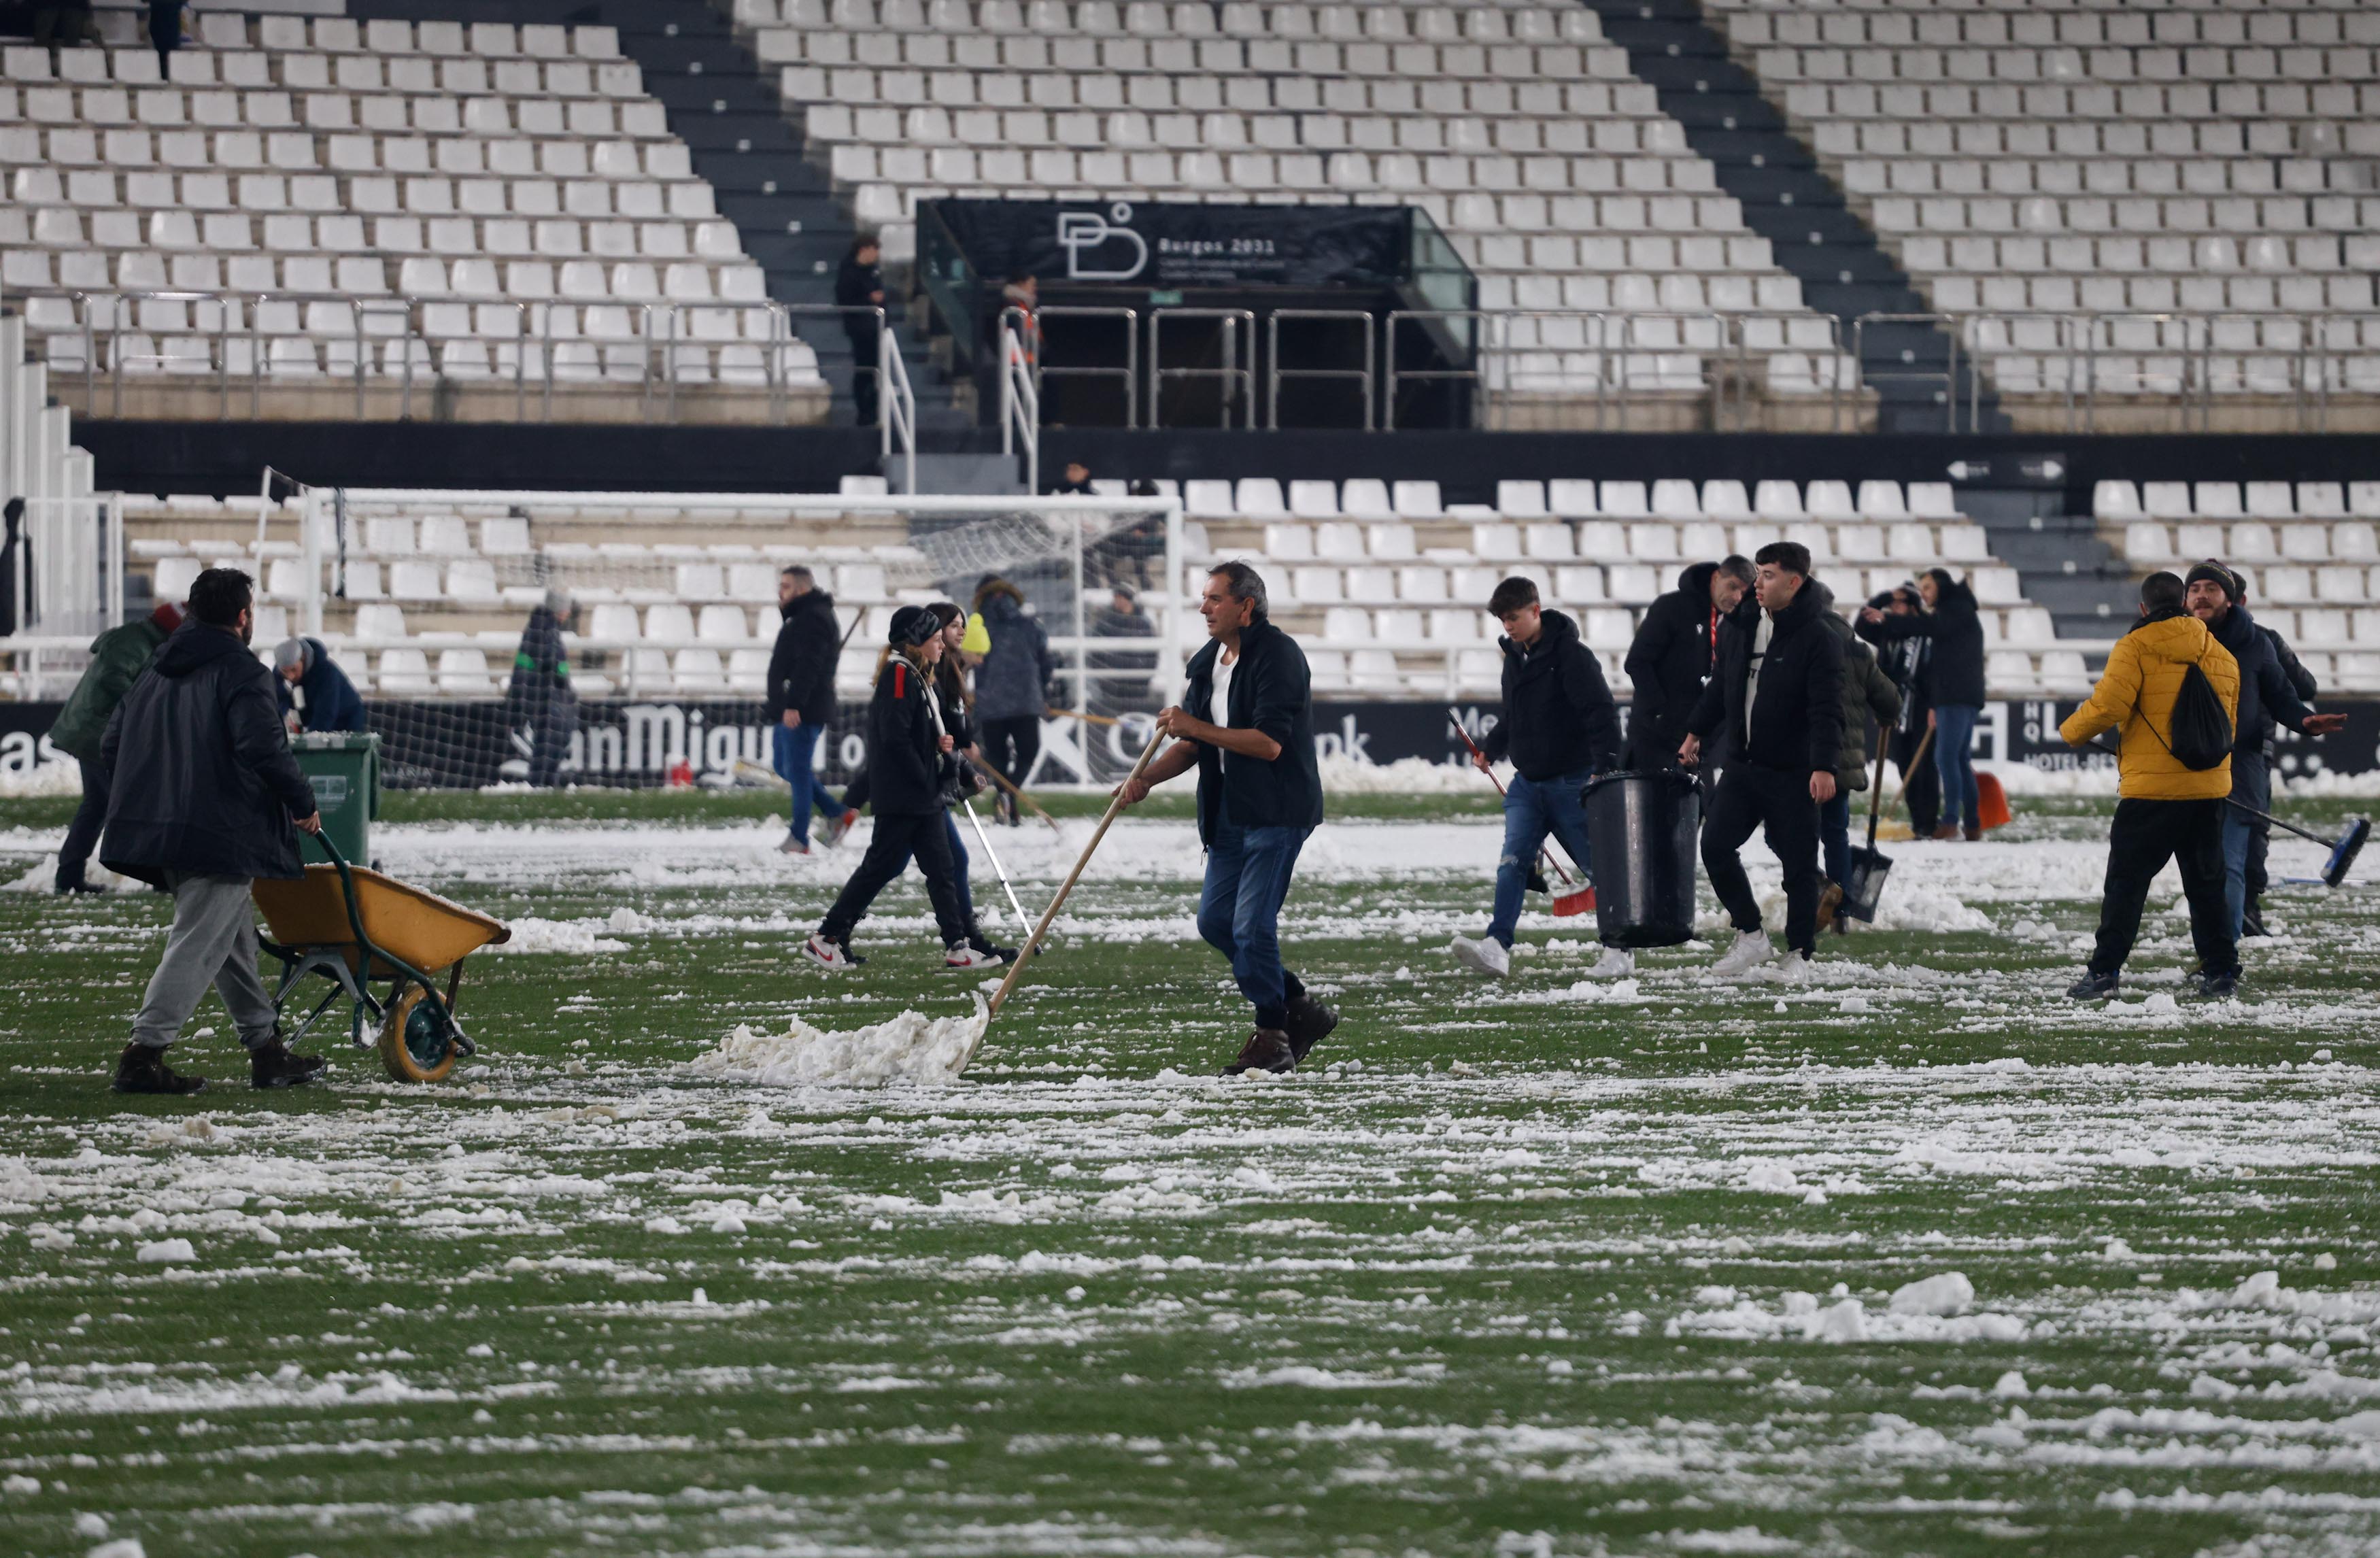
[2,788,2377,1558]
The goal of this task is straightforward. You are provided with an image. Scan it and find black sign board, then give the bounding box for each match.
[928,199,1412,290]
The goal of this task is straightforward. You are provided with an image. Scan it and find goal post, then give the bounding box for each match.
[268,487,1185,790]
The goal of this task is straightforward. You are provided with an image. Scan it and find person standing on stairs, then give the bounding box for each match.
[836,236,885,429]
[1859,568,1985,841]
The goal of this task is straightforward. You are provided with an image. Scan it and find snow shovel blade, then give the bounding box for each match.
[2325,816,2370,889]
[1837,845,1892,924]
[1550,884,1596,917]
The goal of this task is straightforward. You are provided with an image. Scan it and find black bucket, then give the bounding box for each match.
[1580,769,1703,949]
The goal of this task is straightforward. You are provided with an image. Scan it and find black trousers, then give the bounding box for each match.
[820,809,969,946]
[2090,797,2237,979]
[56,756,110,888]
[846,330,880,427]
[2243,800,2273,915]
[980,715,1040,792]
[1890,724,1940,836]
[1702,762,1823,956]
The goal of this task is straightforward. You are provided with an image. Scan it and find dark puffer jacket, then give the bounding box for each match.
[1480,607,1622,781]
[48,609,174,762]
[1812,583,1903,790]
[99,623,316,885]
[764,588,841,725]
[1865,572,1986,709]
[2208,601,2314,756]
[1622,560,1728,765]
[1685,578,1846,776]
[972,583,1056,722]
[864,648,952,816]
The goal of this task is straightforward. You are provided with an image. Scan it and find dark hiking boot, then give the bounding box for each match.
[2241,907,2268,938]
[250,1039,326,1089]
[1222,1029,1296,1076]
[1283,994,1339,1063]
[1525,863,1550,896]
[2065,970,2119,1000]
[2192,969,2241,1000]
[112,1044,205,1096]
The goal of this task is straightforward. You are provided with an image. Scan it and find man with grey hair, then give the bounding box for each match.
[509,587,577,786]
[1117,561,1336,1074]
[272,635,367,734]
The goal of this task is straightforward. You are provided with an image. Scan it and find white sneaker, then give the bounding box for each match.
[1449,936,1511,977]
[943,943,1004,970]
[800,933,857,970]
[1583,945,1636,979]
[1769,950,1814,984]
[778,832,812,856]
[1712,929,1775,977]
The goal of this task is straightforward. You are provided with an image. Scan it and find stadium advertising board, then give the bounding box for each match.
[5,701,2379,790]
[930,199,1412,289]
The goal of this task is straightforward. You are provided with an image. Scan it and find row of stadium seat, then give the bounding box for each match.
[12,171,715,220]
[16,258,761,309]
[1190,476,1965,521]
[1731,9,2380,48]
[741,0,1611,42]
[813,103,1690,156]
[1823,119,2375,160]
[2094,480,2380,519]
[43,336,825,386]
[1,129,690,177]
[0,69,647,112]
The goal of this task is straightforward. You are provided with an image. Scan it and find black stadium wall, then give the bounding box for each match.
[7,698,2379,791]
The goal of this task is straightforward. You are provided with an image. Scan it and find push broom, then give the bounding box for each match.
[1447,711,1595,917]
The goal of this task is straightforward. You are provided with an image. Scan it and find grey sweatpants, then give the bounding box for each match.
[132,873,277,1051]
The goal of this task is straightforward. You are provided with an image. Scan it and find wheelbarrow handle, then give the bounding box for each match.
[302,824,376,961]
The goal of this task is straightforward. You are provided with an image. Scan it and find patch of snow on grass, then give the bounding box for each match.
[692,996,987,1088]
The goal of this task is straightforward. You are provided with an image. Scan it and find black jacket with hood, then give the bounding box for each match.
[2209,601,2314,757]
[1685,578,1846,777]
[1481,607,1622,781]
[1623,561,1727,764]
[99,622,315,885]
[973,583,1056,722]
[863,647,951,816]
[1856,591,1934,733]
[1183,617,1323,845]
[1812,583,1903,790]
[765,588,841,725]
[1865,573,1986,709]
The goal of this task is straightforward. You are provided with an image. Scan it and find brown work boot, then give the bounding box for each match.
[1816,880,1843,933]
[1931,824,1962,841]
[1962,823,1983,842]
[1222,1029,1296,1076]
[1283,993,1340,1064]
[112,1044,205,1096]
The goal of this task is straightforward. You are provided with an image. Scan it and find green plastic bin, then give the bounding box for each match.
[292,731,380,870]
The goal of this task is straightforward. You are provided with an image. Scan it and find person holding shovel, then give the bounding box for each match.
[1114,562,1336,1076]
[1448,577,1626,980]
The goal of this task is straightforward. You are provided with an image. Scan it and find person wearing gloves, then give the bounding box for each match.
[46,600,182,894]
[99,569,326,1096]
[272,637,367,735]
[2182,561,2347,941]
[2059,571,2243,999]
[1449,576,1627,980]
[1811,583,1903,928]
[1859,568,1986,840]
[802,606,1011,972]
[1679,542,1845,980]
[970,575,1057,824]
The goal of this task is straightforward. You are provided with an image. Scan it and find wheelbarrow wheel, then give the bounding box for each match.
[378,984,460,1085]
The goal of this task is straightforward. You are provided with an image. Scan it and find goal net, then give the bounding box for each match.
[255,486,1183,791]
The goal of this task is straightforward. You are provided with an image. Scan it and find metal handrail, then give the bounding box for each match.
[1382,308,1490,431]
[1004,303,1138,428]
[998,321,1040,494]
[880,324,917,495]
[1264,308,1374,430]
[1147,307,1256,428]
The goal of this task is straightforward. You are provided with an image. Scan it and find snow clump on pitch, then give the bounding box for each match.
[692,996,987,1088]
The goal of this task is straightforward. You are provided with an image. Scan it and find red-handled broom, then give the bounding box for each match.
[1448,711,1596,917]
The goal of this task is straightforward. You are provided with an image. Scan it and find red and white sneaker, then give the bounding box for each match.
[820,809,860,847]
[942,943,1006,970]
[801,934,863,970]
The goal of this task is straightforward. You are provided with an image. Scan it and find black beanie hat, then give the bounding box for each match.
[887,604,938,647]
[2185,560,2240,603]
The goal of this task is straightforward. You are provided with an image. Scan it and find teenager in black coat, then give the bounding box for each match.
[1623,556,1753,769]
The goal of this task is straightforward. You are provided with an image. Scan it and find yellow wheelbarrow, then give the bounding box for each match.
[250,833,511,1083]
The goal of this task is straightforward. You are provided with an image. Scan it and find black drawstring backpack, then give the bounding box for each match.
[2137,643,2233,771]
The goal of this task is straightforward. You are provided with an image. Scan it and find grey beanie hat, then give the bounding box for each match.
[543,586,574,615]
[273,637,311,673]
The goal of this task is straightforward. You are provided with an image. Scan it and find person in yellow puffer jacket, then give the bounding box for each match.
[2058,571,2243,1000]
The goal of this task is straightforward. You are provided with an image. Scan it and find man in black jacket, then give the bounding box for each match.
[765,565,849,854]
[1118,562,1337,1076]
[1681,542,1845,979]
[2247,600,2320,934]
[836,236,885,427]
[1449,576,1628,980]
[1858,584,1939,839]
[802,607,1006,971]
[1624,556,1753,770]
[2183,562,2346,941]
[99,569,326,1096]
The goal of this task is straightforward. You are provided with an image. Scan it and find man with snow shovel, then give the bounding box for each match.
[1115,562,1338,1075]
[1448,576,1627,981]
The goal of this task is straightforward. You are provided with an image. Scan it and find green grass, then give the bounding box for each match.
[1,793,2375,1557]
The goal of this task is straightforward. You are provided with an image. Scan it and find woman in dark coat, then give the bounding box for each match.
[1861,567,1986,841]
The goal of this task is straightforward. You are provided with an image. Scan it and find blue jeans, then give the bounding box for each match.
[1934,704,1981,831]
[2221,748,2266,939]
[1197,823,1312,1030]
[1819,790,1851,885]
[772,722,845,845]
[1487,767,1597,947]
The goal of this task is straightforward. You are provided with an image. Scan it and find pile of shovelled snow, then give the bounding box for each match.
[2280,768,2380,798]
[488,918,628,955]
[0,757,82,798]
[1315,753,1482,794]
[692,996,987,1087]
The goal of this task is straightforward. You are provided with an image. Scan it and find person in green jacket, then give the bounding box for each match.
[47,601,182,893]
[1811,583,1902,929]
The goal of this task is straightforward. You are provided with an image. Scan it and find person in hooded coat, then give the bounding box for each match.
[97,569,326,1096]
[2181,562,2346,942]
[47,600,182,893]
[508,588,578,787]
[1810,583,1903,920]
[272,637,368,734]
[1623,556,1754,770]
[1448,576,1629,981]
[1860,567,1986,839]
[969,576,1057,824]
[1857,583,1939,838]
